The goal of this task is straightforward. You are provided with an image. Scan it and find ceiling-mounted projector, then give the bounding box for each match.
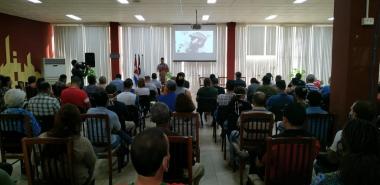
[192,10,201,30]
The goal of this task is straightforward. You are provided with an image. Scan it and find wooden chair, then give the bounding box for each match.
[164,136,193,185]
[0,114,32,163]
[171,112,200,163]
[248,137,318,185]
[196,96,217,127]
[216,105,230,159]
[239,112,274,185]
[22,137,78,185]
[34,115,55,133]
[81,114,121,185]
[305,114,334,151]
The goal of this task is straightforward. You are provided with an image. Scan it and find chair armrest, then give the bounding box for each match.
[248,174,265,185]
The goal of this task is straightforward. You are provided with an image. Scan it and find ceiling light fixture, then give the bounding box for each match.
[202,15,210,21]
[328,17,334,21]
[293,0,307,4]
[66,14,82,21]
[265,15,278,20]
[117,0,129,4]
[27,0,42,4]
[207,0,217,4]
[134,15,145,21]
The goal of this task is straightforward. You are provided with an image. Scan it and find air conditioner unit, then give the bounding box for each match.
[42,58,66,84]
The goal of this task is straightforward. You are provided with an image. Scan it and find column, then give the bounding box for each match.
[110,22,120,78]
[227,22,236,80]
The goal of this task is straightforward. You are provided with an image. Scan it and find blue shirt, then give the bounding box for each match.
[87,107,121,145]
[1,108,41,136]
[320,85,330,98]
[110,78,124,93]
[306,83,319,92]
[266,92,294,121]
[158,92,176,112]
[306,106,328,114]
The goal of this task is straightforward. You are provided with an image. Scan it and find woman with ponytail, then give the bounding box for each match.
[311,119,380,185]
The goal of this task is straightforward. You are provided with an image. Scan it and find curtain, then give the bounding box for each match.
[121,24,227,93]
[236,24,333,84]
[54,25,111,81]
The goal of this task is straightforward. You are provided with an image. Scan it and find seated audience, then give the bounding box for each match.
[306,74,319,92]
[175,93,195,113]
[1,89,41,136]
[151,73,162,91]
[0,75,10,111]
[98,76,107,90]
[294,86,308,108]
[27,82,60,116]
[312,119,380,185]
[275,75,282,83]
[40,104,96,185]
[226,87,252,137]
[135,78,150,96]
[60,76,90,112]
[158,80,177,112]
[177,72,190,89]
[84,75,100,95]
[266,80,294,121]
[306,91,328,114]
[150,103,204,185]
[0,168,14,185]
[290,73,306,87]
[247,78,261,103]
[52,74,67,97]
[110,74,124,93]
[211,77,225,95]
[144,76,158,94]
[196,78,218,102]
[25,75,38,100]
[117,78,139,106]
[175,76,191,98]
[234,72,246,88]
[217,80,235,106]
[256,75,277,99]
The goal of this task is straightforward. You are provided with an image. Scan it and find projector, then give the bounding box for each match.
[191,24,202,30]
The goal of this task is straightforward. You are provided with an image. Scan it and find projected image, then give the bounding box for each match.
[175,31,214,54]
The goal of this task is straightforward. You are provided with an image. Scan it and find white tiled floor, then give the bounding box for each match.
[12,116,242,185]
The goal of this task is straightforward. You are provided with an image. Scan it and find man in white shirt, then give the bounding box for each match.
[117,78,138,106]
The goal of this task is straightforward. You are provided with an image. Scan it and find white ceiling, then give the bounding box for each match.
[0,0,334,24]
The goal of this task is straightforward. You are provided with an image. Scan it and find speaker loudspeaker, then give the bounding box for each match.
[85,53,95,67]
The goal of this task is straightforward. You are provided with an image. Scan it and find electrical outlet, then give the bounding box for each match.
[362,17,375,26]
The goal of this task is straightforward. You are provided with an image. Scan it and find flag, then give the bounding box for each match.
[133,54,139,85]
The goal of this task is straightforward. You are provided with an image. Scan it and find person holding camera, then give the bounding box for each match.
[71,59,89,89]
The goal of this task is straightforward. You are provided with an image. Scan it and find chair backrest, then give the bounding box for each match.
[171,112,200,143]
[80,114,111,147]
[196,97,217,112]
[239,111,274,150]
[35,115,55,133]
[305,114,334,150]
[22,137,74,185]
[0,114,32,155]
[164,136,193,185]
[264,137,317,185]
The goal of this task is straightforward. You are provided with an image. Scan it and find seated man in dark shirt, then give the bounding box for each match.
[234,72,246,88]
[211,77,225,95]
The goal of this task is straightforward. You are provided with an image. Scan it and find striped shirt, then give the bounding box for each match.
[27,93,60,116]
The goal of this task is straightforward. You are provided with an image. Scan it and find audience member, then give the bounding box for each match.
[217,80,235,106]
[27,82,60,116]
[84,75,101,106]
[175,76,191,97]
[306,74,319,92]
[247,78,261,103]
[177,72,190,89]
[1,89,41,136]
[266,80,294,121]
[290,73,306,87]
[158,80,177,112]
[294,86,308,108]
[60,76,90,112]
[306,91,327,114]
[52,74,67,97]
[234,72,246,88]
[40,104,97,185]
[144,76,158,94]
[117,78,139,106]
[98,76,107,90]
[25,75,38,100]
[197,78,218,101]
[256,75,277,99]
[0,75,10,111]
[110,74,124,93]
[0,168,15,185]
[151,73,162,91]
[36,78,45,87]
[226,87,252,137]
[312,119,380,185]
[135,78,150,96]
[175,93,195,113]
[211,77,225,95]
[274,75,282,83]
[150,103,204,185]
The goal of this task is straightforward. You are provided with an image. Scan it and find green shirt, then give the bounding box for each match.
[0,169,15,185]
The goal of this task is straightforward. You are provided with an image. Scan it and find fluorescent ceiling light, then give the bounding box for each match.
[117,0,129,4]
[293,0,307,4]
[207,0,217,4]
[202,15,210,21]
[27,0,42,3]
[265,15,278,20]
[66,14,82,21]
[328,17,334,21]
[134,15,145,21]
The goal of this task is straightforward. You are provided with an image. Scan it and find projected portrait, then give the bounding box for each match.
[176,31,213,54]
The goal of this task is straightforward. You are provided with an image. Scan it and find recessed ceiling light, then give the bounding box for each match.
[202,15,210,21]
[117,0,129,4]
[27,0,42,4]
[134,15,145,21]
[207,0,217,4]
[293,0,307,4]
[66,14,82,21]
[265,15,278,20]
[328,17,334,21]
